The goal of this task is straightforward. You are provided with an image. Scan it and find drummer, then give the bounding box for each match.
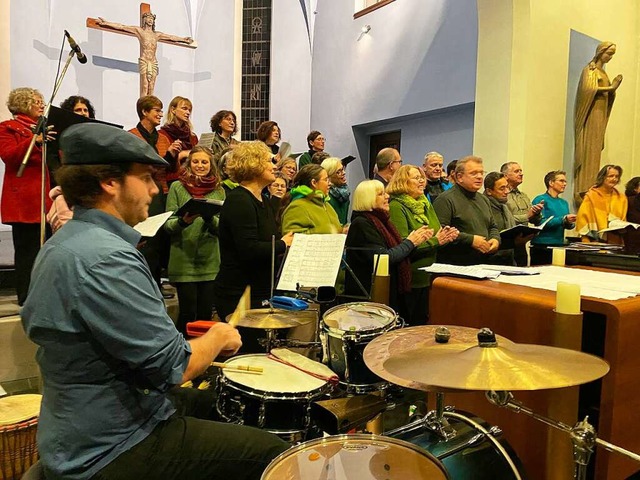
[21,124,288,480]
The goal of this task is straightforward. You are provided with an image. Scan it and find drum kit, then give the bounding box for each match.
[217,302,640,479]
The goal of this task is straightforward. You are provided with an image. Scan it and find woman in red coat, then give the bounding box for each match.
[0,87,53,304]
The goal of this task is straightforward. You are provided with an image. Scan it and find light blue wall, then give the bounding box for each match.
[310,0,478,184]
[353,103,475,171]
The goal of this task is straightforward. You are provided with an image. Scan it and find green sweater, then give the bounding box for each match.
[281,194,342,234]
[165,182,225,282]
[388,194,441,288]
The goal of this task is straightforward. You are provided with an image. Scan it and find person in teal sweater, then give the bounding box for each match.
[165,146,225,333]
[321,157,350,225]
[388,165,458,324]
[280,164,342,234]
[530,170,576,265]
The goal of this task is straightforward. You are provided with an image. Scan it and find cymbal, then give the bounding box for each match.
[363,325,515,392]
[226,308,317,329]
[365,326,610,391]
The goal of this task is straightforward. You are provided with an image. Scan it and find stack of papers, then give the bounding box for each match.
[420,263,501,279]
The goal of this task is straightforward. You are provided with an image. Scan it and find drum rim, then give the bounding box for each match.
[322,302,398,336]
[261,433,449,478]
[220,354,330,396]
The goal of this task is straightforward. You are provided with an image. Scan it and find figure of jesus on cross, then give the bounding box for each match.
[88,3,197,96]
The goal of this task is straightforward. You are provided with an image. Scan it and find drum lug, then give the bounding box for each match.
[488,425,503,437]
[258,401,266,428]
[227,395,246,425]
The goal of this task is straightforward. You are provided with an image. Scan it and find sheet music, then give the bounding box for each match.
[277,234,346,292]
[492,265,640,300]
[420,263,501,279]
[197,132,215,148]
[133,211,173,237]
[476,264,541,275]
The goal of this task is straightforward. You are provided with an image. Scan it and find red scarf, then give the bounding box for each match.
[178,168,218,198]
[160,123,194,149]
[362,209,412,294]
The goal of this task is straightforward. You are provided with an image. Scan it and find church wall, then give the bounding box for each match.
[475,0,640,201]
[309,0,478,185]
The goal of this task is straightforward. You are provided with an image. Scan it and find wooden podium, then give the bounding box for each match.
[429,269,640,480]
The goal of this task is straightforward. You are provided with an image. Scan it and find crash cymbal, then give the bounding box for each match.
[363,325,515,392]
[368,327,609,391]
[226,308,317,329]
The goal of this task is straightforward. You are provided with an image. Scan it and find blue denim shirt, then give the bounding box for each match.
[22,207,191,479]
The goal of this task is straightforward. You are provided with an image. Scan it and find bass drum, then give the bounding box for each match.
[261,434,450,479]
[386,411,526,480]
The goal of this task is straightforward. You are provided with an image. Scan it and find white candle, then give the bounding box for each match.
[552,248,566,266]
[556,282,581,314]
[373,254,389,276]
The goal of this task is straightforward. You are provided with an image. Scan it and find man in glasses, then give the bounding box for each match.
[433,156,500,265]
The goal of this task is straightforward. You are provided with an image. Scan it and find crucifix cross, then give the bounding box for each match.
[87,3,197,97]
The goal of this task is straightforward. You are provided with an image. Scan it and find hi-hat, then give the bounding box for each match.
[364,326,610,391]
[226,308,317,329]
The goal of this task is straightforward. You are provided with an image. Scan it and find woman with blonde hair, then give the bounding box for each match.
[276,156,297,182]
[159,96,198,183]
[321,157,350,225]
[345,180,433,313]
[214,141,294,351]
[576,164,627,243]
[388,165,458,324]
[165,146,224,333]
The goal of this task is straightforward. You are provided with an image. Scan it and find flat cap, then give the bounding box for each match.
[60,123,169,167]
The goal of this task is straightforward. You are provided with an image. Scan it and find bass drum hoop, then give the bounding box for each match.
[261,433,449,479]
[441,411,523,480]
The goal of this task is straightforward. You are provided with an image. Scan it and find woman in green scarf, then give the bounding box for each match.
[388,165,458,324]
[280,164,342,234]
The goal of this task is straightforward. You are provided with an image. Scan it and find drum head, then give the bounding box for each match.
[0,394,42,426]
[261,434,449,479]
[223,355,327,394]
[323,303,397,334]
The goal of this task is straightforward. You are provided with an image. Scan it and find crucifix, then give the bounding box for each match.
[87,3,197,97]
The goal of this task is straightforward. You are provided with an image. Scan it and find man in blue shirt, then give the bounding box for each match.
[22,123,287,480]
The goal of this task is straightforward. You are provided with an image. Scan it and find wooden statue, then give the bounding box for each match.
[87,4,197,96]
[573,41,622,207]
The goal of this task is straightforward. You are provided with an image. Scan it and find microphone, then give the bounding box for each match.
[64,30,87,64]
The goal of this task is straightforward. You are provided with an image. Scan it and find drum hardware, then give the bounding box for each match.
[486,390,640,480]
[310,394,388,435]
[387,409,525,480]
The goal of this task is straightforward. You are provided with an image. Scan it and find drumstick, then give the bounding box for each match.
[211,361,264,373]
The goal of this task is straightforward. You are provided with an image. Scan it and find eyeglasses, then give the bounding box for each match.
[33,100,45,106]
[409,176,425,182]
[391,160,403,165]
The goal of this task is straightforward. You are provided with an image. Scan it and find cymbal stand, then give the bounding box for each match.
[384,392,457,441]
[486,390,640,479]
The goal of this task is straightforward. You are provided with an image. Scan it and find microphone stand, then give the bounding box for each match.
[18,47,80,245]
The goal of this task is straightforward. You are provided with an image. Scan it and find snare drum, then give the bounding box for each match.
[261,434,449,479]
[322,302,400,390]
[216,355,330,441]
[0,394,42,480]
[387,411,526,480]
